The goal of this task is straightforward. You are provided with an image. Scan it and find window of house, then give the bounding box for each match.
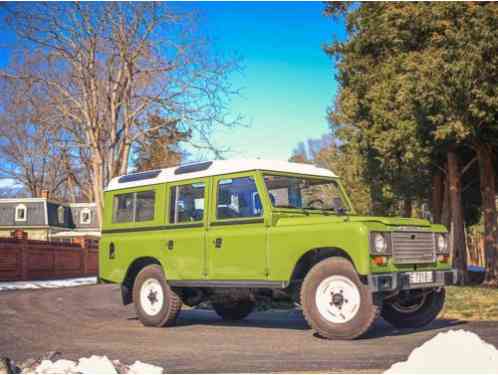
[15,204,27,222]
[80,208,92,225]
[57,206,65,224]
[169,183,205,224]
[113,191,155,223]
[216,177,262,219]
[135,191,155,222]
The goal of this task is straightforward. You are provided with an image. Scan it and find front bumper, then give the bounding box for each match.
[368,269,458,292]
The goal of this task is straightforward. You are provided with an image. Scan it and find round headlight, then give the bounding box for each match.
[373,233,387,253]
[437,234,448,253]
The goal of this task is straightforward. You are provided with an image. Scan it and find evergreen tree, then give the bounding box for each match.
[325,3,498,284]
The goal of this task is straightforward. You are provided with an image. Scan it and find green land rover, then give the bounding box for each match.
[99,159,457,339]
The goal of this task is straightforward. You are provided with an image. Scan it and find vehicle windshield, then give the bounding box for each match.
[263,174,349,212]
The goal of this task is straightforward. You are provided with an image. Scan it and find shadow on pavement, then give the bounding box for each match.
[131,308,467,338]
[175,308,310,330]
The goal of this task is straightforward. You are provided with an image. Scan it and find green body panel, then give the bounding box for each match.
[99,169,451,286]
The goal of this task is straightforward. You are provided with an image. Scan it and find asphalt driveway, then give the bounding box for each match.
[1,284,497,373]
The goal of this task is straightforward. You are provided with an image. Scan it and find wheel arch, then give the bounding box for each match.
[121,257,162,305]
[290,247,358,285]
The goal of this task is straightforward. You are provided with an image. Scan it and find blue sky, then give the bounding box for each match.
[0,2,346,163]
[188,2,346,160]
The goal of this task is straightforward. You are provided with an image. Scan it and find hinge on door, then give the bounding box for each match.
[264,268,270,277]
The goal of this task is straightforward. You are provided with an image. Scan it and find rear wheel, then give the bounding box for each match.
[212,299,255,321]
[132,265,182,327]
[301,257,380,339]
[381,288,445,329]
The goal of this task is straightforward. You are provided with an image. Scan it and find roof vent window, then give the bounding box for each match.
[118,170,161,184]
[174,161,213,175]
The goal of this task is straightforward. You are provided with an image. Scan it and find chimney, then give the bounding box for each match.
[41,189,49,199]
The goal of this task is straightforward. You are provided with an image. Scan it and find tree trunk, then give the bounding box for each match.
[431,171,444,224]
[476,144,498,286]
[91,154,105,228]
[447,149,467,284]
[403,199,412,218]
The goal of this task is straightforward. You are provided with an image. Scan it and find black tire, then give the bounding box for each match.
[212,300,255,321]
[381,288,445,329]
[301,257,380,340]
[132,264,182,327]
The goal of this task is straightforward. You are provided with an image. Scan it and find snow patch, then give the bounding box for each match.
[35,359,77,374]
[128,361,164,374]
[76,356,117,374]
[0,277,97,291]
[384,329,498,374]
[30,356,164,374]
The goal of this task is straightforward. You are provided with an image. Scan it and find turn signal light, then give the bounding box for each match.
[372,256,388,266]
[438,254,450,263]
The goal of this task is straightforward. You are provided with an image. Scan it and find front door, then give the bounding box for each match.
[206,173,268,280]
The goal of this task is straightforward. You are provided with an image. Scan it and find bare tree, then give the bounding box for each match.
[1,2,242,223]
[0,76,82,199]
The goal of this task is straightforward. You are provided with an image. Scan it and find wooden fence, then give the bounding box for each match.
[0,238,98,282]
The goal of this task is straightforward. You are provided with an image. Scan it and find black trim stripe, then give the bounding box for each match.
[102,218,264,234]
[169,280,288,288]
[210,218,264,226]
[102,222,203,234]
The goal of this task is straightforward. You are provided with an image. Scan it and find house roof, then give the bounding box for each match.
[105,159,337,192]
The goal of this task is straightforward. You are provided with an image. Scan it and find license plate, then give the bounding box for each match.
[408,271,434,284]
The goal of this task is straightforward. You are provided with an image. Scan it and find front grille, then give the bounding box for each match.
[391,231,436,264]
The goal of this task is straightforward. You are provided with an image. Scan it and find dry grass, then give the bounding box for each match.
[441,286,498,321]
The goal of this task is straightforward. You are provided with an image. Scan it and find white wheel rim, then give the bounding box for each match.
[315,275,361,324]
[140,278,164,316]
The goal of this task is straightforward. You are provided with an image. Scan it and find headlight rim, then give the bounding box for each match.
[370,231,390,255]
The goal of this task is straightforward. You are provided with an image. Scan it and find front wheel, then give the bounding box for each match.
[132,265,182,327]
[301,257,380,340]
[381,288,445,329]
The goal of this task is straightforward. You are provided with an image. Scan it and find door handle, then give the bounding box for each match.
[109,243,116,259]
[167,240,174,250]
[214,238,223,248]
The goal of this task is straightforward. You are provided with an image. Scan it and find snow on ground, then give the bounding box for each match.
[0,277,97,291]
[31,355,163,374]
[384,329,498,374]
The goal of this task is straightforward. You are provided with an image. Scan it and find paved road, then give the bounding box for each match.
[1,284,497,373]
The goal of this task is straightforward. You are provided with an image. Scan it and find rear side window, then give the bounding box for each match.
[136,191,155,221]
[113,191,155,223]
[169,183,205,224]
[216,176,262,219]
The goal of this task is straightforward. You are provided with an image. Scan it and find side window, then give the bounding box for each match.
[217,176,262,219]
[112,190,156,223]
[169,183,205,224]
[15,204,27,222]
[136,191,155,222]
[57,206,65,224]
[80,208,92,225]
[113,193,135,223]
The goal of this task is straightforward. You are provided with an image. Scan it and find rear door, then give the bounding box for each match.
[164,178,208,279]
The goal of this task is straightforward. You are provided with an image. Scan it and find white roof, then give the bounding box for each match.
[105,159,337,192]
